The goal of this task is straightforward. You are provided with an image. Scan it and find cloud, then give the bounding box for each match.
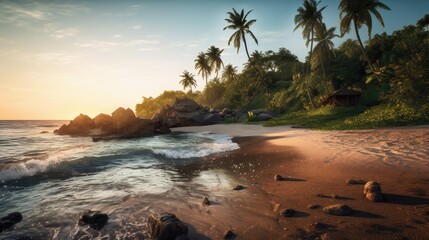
[113,34,123,39]
[132,25,142,30]
[50,28,79,39]
[137,48,159,52]
[30,51,81,65]
[75,38,159,51]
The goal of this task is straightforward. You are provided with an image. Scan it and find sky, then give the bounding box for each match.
[1,0,428,120]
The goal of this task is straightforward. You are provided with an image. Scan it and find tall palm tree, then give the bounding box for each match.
[206,46,224,77]
[221,64,238,82]
[194,52,211,85]
[179,70,197,92]
[223,8,258,61]
[313,23,339,92]
[339,0,391,82]
[294,0,326,109]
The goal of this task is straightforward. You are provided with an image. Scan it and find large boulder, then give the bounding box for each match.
[93,113,114,132]
[147,212,188,240]
[173,98,201,113]
[124,119,156,137]
[56,114,94,135]
[111,107,136,133]
[256,113,274,121]
[175,110,206,126]
[203,113,223,125]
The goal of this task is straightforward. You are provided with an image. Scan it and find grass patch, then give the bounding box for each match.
[264,104,429,130]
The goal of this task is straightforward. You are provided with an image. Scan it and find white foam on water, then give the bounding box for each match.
[151,132,240,159]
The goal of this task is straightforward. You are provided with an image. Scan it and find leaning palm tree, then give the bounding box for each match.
[179,70,197,92]
[206,46,224,77]
[339,0,390,82]
[223,8,258,61]
[294,0,326,109]
[194,52,212,85]
[221,64,238,82]
[313,23,339,92]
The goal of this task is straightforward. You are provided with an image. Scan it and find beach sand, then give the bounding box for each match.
[166,124,429,239]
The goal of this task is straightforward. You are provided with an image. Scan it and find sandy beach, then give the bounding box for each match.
[163,124,429,239]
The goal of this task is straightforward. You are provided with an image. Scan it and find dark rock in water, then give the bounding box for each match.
[147,212,188,240]
[274,174,283,181]
[40,131,49,134]
[57,114,95,135]
[233,184,244,190]
[174,98,201,113]
[79,210,108,230]
[323,204,353,216]
[346,179,366,185]
[0,212,22,232]
[280,208,296,217]
[111,107,136,132]
[93,113,114,132]
[203,113,223,125]
[124,118,156,137]
[363,181,383,202]
[202,197,210,206]
[224,229,237,239]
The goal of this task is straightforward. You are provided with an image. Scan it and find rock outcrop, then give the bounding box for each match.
[147,212,188,240]
[54,107,168,139]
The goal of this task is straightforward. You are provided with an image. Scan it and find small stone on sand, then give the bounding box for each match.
[224,229,236,239]
[202,197,210,206]
[323,204,353,216]
[274,174,283,181]
[363,181,383,202]
[233,184,244,190]
[280,208,296,217]
[307,204,321,209]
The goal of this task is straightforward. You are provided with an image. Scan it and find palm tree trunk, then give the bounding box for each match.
[320,54,330,93]
[305,28,316,109]
[354,20,381,82]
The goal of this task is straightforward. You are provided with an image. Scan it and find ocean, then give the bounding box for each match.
[0,120,239,239]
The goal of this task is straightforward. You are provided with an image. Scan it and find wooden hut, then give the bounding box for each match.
[323,88,362,107]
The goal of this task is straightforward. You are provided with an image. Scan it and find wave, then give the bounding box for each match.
[151,132,239,159]
[0,145,90,181]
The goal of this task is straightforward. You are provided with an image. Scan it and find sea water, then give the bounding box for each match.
[0,120,239,239]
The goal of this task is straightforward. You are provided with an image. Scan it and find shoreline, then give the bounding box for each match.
[167,124,429,239]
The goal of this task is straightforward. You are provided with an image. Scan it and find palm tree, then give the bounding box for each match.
[179,70,197,92]
[223,8,258,61]
[294,0,326,109]
[194,52,211,85]
[313,23,339,92]
[206,46,224,77]
[221,64,238,82]
[339,0,391,82]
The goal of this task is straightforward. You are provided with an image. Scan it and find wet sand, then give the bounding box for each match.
[162,124,429,239]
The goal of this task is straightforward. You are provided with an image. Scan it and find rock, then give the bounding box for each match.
[202,197,210,206]
[221,108,233,115]
[307,204,321,209]
[274,174,283,181]
[40,131,49,134]
[233,184,244,190]
[111,107,136,132]
[280,208,296,217]
[175,110,205,126]
[124,119,156,137]
[165,118,180,128]
[273,203,281,213]
[209,108,221,114]
[158,123,172,134]
[323,204,353,216]
[78,210,108,230]
[147,212,188,240]
[250,109,264,115]
[56,114,95,135]
[224,229,236,239]
[255,113,274,121]
[173,98,201,113]
[203,113,223,125]
[0,212,22,232]
[346,179,366,185]
[363,181,383,202]
[93,113,114,132]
